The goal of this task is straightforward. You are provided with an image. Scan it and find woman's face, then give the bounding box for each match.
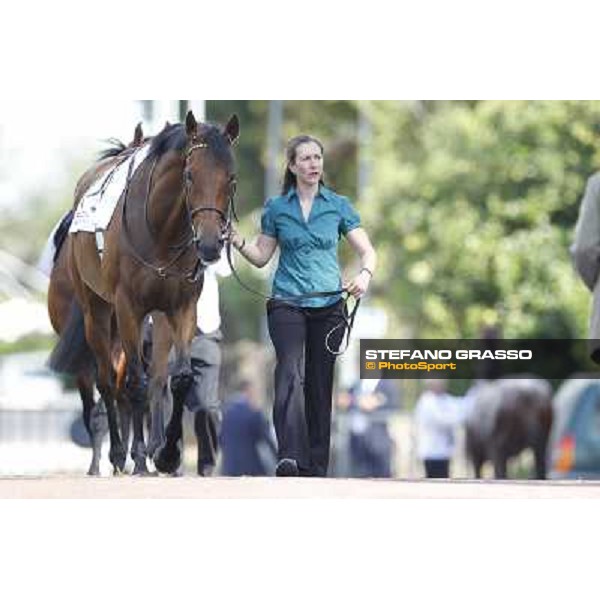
[290,141,323,187]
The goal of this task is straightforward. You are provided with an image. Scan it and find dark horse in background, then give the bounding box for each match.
[47,123,146,475]
[51,111,239,475]
[465,377,553,479]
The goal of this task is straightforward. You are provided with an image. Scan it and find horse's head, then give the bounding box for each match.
[183,110,239,265]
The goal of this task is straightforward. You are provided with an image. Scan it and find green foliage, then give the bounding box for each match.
[0,333,55,355]
[207,100,269,214]
[366,100,600,339]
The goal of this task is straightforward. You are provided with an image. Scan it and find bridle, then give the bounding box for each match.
[184,141,238,250]
[121,138,236,283]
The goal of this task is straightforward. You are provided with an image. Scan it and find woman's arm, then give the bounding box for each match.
[230,229,278,268]
[344,227,377,298]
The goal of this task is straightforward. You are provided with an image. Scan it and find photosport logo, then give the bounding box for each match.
[359,339,600,379]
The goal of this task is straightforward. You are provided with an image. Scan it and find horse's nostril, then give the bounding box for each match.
[196,240,221,265]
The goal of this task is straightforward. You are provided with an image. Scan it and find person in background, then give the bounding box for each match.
[347,378,400,478]
[414,379,467,478]
[571,172,600,363]
[184,249,231,476]
[219,380,277,476]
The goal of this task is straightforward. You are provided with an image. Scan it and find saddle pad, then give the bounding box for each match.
[69,144,150,233]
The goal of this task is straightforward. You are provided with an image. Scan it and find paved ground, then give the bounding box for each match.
[1,476,599,499]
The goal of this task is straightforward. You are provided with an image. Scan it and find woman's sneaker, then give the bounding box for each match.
[275,458,299,477]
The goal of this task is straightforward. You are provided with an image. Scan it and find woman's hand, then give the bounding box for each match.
[223,230,278,268]
[344,269,372,299]
[225,226,245,251]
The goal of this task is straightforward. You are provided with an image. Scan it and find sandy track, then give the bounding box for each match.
[0,476,599,499]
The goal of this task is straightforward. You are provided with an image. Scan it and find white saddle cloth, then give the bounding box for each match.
[69,144,150,233]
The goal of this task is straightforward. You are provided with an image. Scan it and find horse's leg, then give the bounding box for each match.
[83,297,127,474]
[127,364,149,476]
[117,392,132,460]
[113,351,132,463]
[533,446,546,480]
[491,450,508,479]
[146,378,168,458]
[465,428,484,479]
[146,313,171,461]
[155,305,196,474]
[533,406,553,480]
[533,440,548,480]
[77,371,107,476]
[115,290,149,476]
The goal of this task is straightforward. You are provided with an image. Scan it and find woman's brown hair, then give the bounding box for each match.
[282,135,325,194]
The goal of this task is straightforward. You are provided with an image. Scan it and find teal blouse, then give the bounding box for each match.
[261,185,361,308]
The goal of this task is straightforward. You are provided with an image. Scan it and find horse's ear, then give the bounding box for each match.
[186,111,198,137]
[224,114,239,145]
[133,122,144,146]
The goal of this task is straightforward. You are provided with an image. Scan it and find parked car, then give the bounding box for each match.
[548,377,600,479]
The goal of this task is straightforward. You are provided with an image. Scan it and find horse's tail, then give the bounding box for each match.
[52,210,74,263]
[48,300,95,376]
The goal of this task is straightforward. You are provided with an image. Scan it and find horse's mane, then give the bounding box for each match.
[98,138,129,160]
[147,122,232,166]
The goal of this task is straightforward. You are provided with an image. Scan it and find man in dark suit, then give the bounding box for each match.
[220,381,277,476]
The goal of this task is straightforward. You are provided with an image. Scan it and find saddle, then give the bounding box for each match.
[69,144,150,235]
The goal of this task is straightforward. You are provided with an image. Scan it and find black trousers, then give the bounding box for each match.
[424,459,450,478]
[267,299,346,477]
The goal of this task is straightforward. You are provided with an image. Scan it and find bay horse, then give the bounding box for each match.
[464,377,553,479]
[52,111,239,475]
[47,123,146,475]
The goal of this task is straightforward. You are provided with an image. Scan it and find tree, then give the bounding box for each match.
[365,100,600,340]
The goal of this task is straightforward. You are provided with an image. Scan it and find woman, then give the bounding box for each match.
[230,135,376,477]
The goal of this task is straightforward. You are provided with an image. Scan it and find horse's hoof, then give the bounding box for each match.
[109,447,127,474]
[132,461,150,476]
[154,444,181,474]
[170,372,193,397]
[86,465,101,477]
[146,442,161,460]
